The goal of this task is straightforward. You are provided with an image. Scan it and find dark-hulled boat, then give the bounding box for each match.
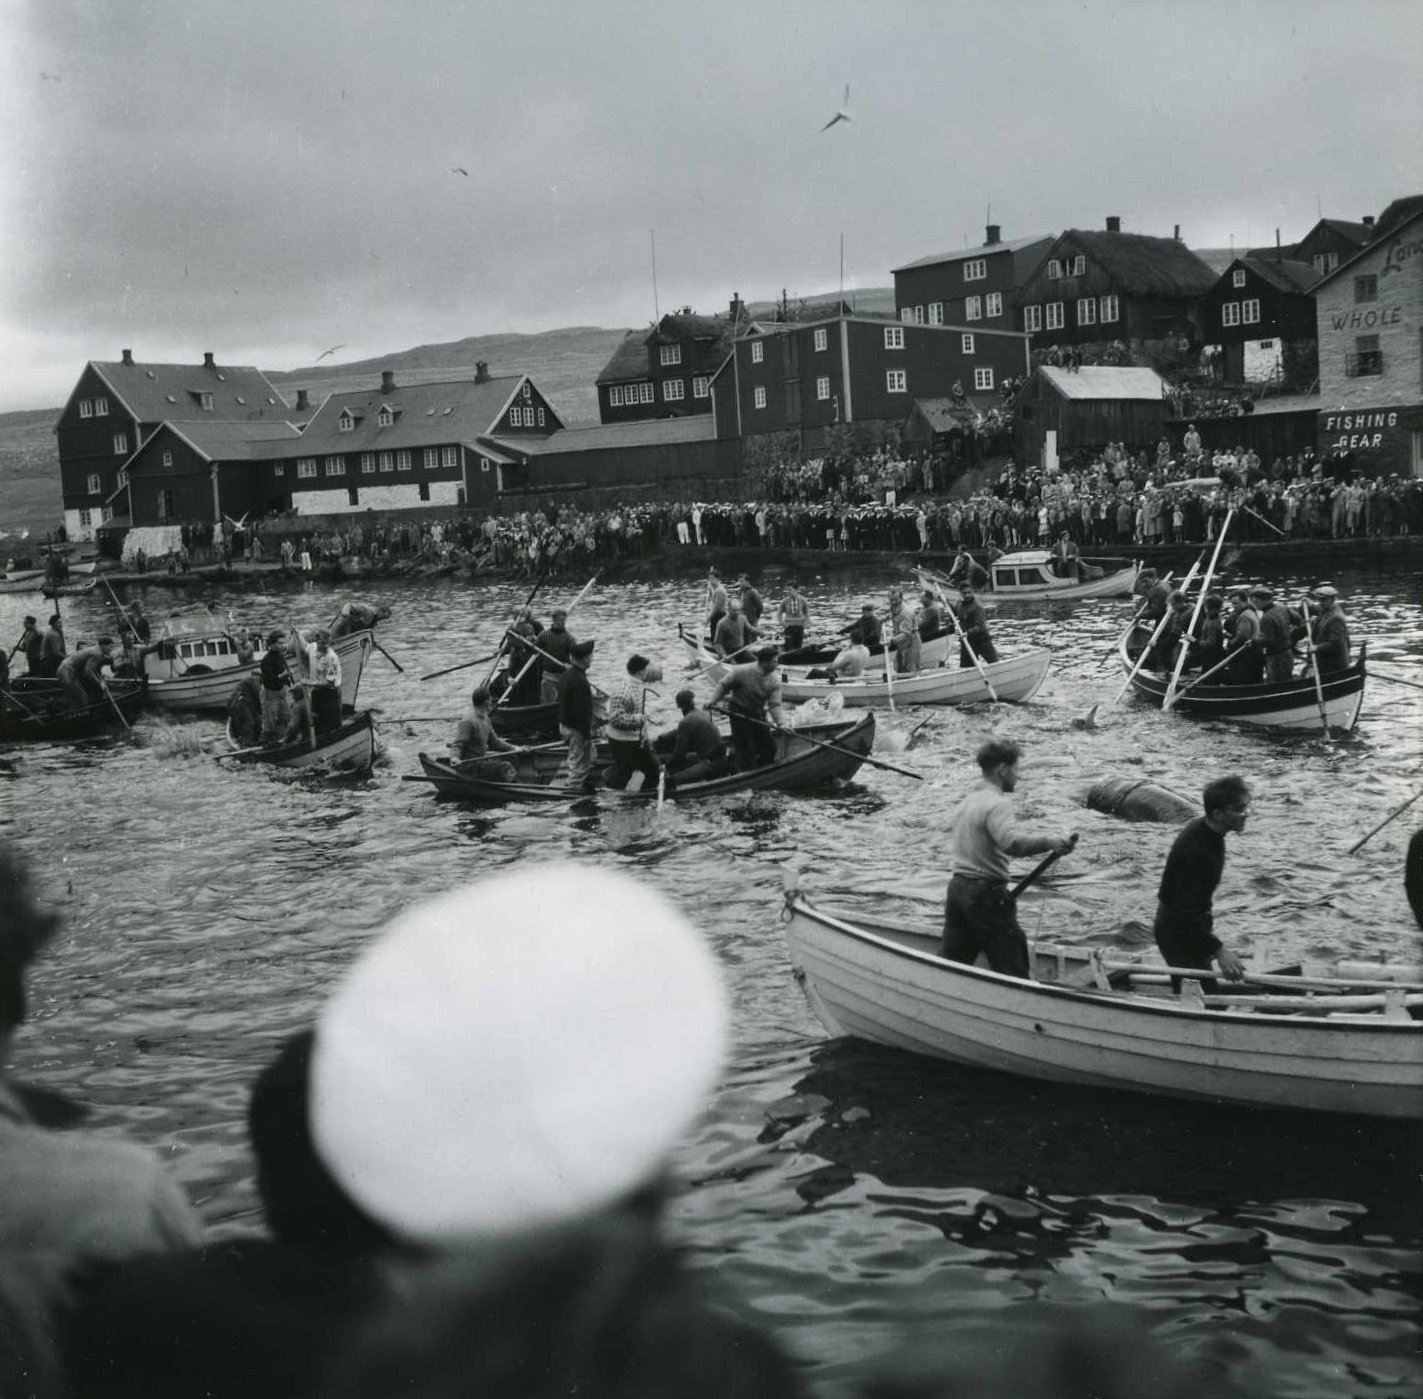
[1118,631,1367,733]
[1,677,145,742]
[413,713,877,805]
[222,709,378,773]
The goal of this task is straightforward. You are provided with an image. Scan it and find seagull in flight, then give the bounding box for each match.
[39,71,62,82]
[315,345,346,361]
[450,166,469,176]
[820,85,852,131]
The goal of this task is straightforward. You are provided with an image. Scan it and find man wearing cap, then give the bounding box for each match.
[847,603,882,649]
[704,568,728,642]
[709,645,785,771]
[537,607,578,702]
[952,584,998,667]
[1149,591,1194,672]
[777,582,809,653]
[1224,590,1263,684]
[738,576,765,632]
[259,629,295,744]
[1257,590,1306,683]
[605,654,664,790]
[1052,529,1083,582]
[661,689,727,786]
[1308,584,1351,675]
[557,639,598,790]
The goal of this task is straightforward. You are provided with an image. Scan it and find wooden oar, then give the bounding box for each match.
[1298,596,1333,737]
[1010,836,1076,901]
[420,648,502,683]
[478,551,561,689]
[372,639,405,674]
[1098,569,1174,670]
[1112,551,1206,706]
[1368,669,1423,694]
[1169,643,1241,699]
[1346,789,1423,855]
[498,631,609,700]
[883,627,896,712]
[0,685,43,719]
[100,681,132,732]
[706,703,923,781]
[925,573,998,702]
[1164,509,1233,711]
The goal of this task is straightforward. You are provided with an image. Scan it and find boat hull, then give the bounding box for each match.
[1,678,145,742]
[784,900,1423,1119]
[224,710,377,772]
[921,559,1140,604]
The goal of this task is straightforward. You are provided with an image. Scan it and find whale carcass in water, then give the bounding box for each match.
[1083,776,1197,824]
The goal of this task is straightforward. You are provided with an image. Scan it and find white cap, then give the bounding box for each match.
[309,864,727,1244]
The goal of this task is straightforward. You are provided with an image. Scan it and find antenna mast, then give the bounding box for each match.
[650,229,659,321]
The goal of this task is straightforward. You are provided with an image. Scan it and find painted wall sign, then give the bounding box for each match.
[1380,234,1423,279]
[1321,409,1402,452]
[1328,306,1404,331]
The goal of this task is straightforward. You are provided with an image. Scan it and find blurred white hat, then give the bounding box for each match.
[310,864,727,1244]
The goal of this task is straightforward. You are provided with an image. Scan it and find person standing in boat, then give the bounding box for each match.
[605,654,665,791]
[709,645,786,772]
[537,607,578,702]
[307,630,343,734]
[557,639,598,792]
[1306,583,1351,675]
[705,569,728,642]
[56,636,116,712]
[847,603,881,649]
[258,629,295,745]
[13,616,42,677]
[1153,776,1249,991]
[1052,530,1083,582]
[1224,590,1263,684]
[917,589,945,644]
[738,576,765,633]
[712,597,756,661]
[777,584,809,653]
[951,585,998,667]
[1257,589,1306,684]
[39,614,65,677]
[886,590,920,674]
[940,739,1076,978]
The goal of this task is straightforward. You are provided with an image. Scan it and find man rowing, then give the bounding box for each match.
[450,685,521,780]
[917,590,945,642]
[941,738,1076,977]
[537,607,578,701]
[56,636,116,713]
[846,603,882,648]
[952,584,997,667]
[660,689,728,786]
[708,644,785,771]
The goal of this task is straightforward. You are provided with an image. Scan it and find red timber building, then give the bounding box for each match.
[709,315,1029,450]
[1199,255,1321,385]
[594,300,751,424]
[892,224,1053,334]
[54,351,293,540]
[1013,219,1218,350]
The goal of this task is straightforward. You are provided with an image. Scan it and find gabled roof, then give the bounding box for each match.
[909,395,1000,431]
[1316,217,1373,245]
[596,312,743,385]
[277,374,555,456]
[652,312,727,342]
[893,234,1050,274]
[1312,205,1423,292]
[1037,366,1167,401]
[67,359,290,427]
[1229,255,1322,294]
[1030,231,1218,299]
[488,414,716,458]
[595,332,654,386]
[153,420,305,461]
[1372,194,1423,239]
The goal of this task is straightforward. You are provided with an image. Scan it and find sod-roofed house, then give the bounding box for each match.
[1013,365,1169,467]
[893,224,1053,334]
[1014,220,1218,350]
[54,350,294,540]
[1200,255,1321,384]
[270,367,562,512]
[595,300,750,424]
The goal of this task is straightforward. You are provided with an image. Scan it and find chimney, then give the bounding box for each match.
[1173,224,1182,242]
[121,348,133,366]
[1362,214,1375,230]
[1275,227,1282,265]
[984,223,1001,246]
[1105,215,1121,234]
[380,369,396,394]
[203,351,215,369]
[295,388,310,411]
[474,360,489,384]
[729,292,744,323]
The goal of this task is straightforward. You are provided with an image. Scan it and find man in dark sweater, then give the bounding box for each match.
[556,639,597,790]
[1153,775,1250,991]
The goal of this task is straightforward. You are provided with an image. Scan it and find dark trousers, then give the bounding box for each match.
[958,637,998,668]
[783,624,805,651]
[729,710,776,771]
[1152,903,1219,993]
[607,738,661,790]
[311,685,342,735]
[941,875,1028,978]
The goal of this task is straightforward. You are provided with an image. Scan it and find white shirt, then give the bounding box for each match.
[308,645,342,688]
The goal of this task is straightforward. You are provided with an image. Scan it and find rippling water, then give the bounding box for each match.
[2,563,1420,1398]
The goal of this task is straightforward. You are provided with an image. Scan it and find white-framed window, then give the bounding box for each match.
[537,407,546,425]
[961,333,976,354]
[480,457,490,472]
[377,405,394,427]
[610,385,624,406]
[1077,298,1097,326]
[928,302,944,325]
[162,451,173,467]
[326,455,345,476]
[361,454,376,474]
[886,369,907,393]
[753,386,767,409]
[884,326,905,349]
[397,450,413,471]
[974,367,995,391]
[659,344,681,366]
[1232,269,1247,288]
[274,463,285,477]
[200,392,213,411]
[1259,340,1275,350]
[963,258,987,282]
[86,473,100,495]
[379,451,393,472]
[424,448,438,469]
[1100,294,1119,323]
[95,397,109,416]
[816,376,830,400]
[751,341,764,363]
[639,383,654,404]
[113,432,128,454]
[900,307,914,323]
[1072,255,1086,275]
[1023,305,1042,333]
[692,376,709,399]
[1046,302,1064,330]
[914,306,925,324]
[965,296,982,321]
[79,508,92,527]
[1047,258,1062,280]
[79,399,93,418]
[985,292,1003,318]
[510,406,524,426]
[521,381,531,400]
[101,506,112,523]
[339,411,355,432]
[1242,298,1261,325]
[442,447,457,469]
[297,458,317,478]
[663,378,684,401]
[1313,252,1339,274]
[1222,302,1241,327]
[814,327,828,351]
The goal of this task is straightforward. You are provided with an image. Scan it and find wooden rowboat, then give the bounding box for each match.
[413,712,877,805]
[680,623,956,673]
[221,709,378,773]
[782,893,1423,1119]
[1117,630,1367,732]
[0,677,145,742]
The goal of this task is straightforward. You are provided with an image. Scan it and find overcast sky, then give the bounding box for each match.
[2,0,1419,411]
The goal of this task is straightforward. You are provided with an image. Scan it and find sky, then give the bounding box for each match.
[2,0,1420,412]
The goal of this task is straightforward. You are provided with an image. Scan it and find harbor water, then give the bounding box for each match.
[2,565,1420,1397]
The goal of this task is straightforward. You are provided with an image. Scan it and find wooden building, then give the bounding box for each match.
[1199,255,1320,384]
[1311,205,1423,477]
[1285,217,1375,278]
[595,300,751,425]
[893,225,1053,334]
[710,315,1028,451]
[1013,366,1169,467]
[54,351,294,541]
[1014,220,1218,350]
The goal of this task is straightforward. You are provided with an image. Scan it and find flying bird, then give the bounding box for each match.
[39,71,62,82]
[315,344,346,361]
[820,85,852,131]
[449,167,469,176]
